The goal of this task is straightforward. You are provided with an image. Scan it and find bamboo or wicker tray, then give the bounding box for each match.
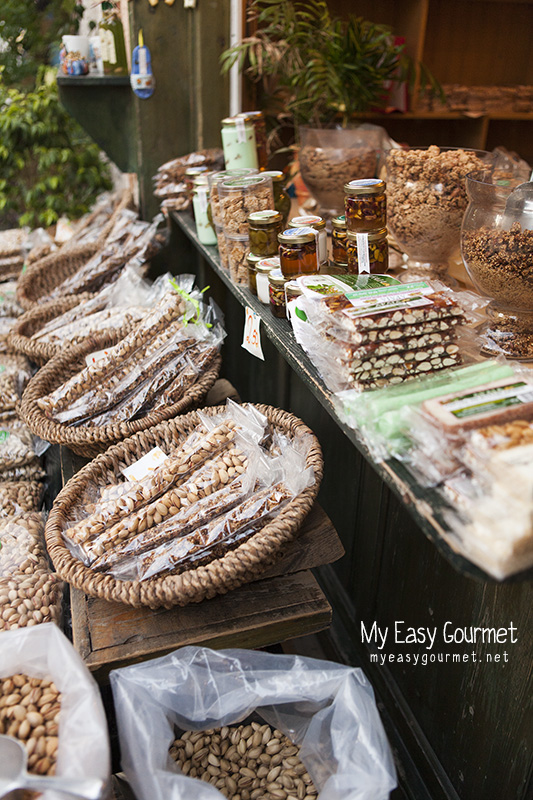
[8,294,93,365]
[44,404,323,609]
[19,332,222,457]
[16,191,134,310]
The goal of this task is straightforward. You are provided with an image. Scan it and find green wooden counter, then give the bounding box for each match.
[168,210,533,800]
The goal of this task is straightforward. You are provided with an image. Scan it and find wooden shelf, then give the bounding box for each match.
[170,210,533,586]
[57,74,130,86]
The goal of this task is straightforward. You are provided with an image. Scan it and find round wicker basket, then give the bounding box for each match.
[8,294,93,365]
[19,332,222,457]
[44,404,323,609]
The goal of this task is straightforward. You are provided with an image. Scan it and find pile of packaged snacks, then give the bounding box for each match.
[36,282,224,428]
[0,513,63,631]
[289,277,481,393]
[60,402,315,582]
[153,149,225,213]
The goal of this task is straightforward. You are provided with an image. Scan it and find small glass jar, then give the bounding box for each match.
[256,257,279,304]
[344,178,386,233]
[346,228,389,274]
[218,175,274,236]
[331,214,348,265]
[278,227,319,278]
[221,117,258,170]
[237,110,268,170]
[262,170,291,227]
[288,215,327,265]
[192,176,217,246]
[268,269,289,318]
[248,210,283,257]
[246,251,263,295]
[284,279,303,310]
[185,166,210,199]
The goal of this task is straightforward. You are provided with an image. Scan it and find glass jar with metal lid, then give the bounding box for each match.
[331,214,348,266]
[256,257,279,304]
[288,215,327,265]
[246,251,263,295]
[237,110,268,170]
[262,170,291,227]
[344,178,386,232]
[278,227,319,278]
[248,210,283,257]
[221,116,258,170]
[208,168,257,226]
[192,175,217,246]
[268,269,290,318]
[346,228,388,274]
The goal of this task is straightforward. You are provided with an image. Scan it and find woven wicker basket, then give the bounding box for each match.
[44,404,323,608]
[8,294,93,365]
[16,190,134,311]
[19,331,222,457]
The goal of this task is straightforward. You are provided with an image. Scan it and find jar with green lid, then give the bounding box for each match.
[331,215,348,265]
[344,179,386,233]
[256,257,279,304]
[278,227,319,278]
[99,2,128,75]
[262,170,291,227]
[248,210,283,257]
[208,168,257,227]
[346,228,389,274]
[237,111,268,170]
[192,177,217,246]
[246,251,263,295]
[221,117,258,170]
[288,215,327,265]
[268,269,289,318]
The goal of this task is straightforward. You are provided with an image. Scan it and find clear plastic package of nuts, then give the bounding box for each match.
[218,176,274,237]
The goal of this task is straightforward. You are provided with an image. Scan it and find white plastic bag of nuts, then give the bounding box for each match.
[111,646,397,800]
[0,623,111,799]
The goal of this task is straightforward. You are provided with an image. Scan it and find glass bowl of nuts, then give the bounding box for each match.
[462,168,533,359]
[386,146,490,283]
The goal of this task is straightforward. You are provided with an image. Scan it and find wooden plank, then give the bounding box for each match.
[74,571,331,681]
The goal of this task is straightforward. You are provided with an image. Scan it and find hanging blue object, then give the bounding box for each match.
[130,29,155,99]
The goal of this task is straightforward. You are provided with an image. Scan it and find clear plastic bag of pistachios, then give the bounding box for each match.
[111,645,397,800]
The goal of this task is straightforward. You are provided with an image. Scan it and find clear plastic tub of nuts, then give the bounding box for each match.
[218,176,274,237]
[225,234,250,286]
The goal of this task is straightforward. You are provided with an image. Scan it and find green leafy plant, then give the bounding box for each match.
[0,68,112,229]
[221,0,443,128]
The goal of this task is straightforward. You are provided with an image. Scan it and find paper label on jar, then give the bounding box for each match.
[198,186,208,215]
[356,233,370,274]
[343,281,435,316]
[242,306,264,360]
[235,118,247,145]
[442,381,533,419]
[85,348,113,368]
[122,446,168,482]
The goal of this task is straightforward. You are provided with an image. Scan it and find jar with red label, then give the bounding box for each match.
[331,215,347,266]
[344,178,386,233]
[346,228,389,274]
[278,227,319,278]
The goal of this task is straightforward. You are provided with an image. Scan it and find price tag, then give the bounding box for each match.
[122,446,168,482]
[242,306,264,360]
[85,348,112,368]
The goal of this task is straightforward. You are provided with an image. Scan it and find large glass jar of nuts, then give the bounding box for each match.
[462,168,533,360]
[278,228,320,278]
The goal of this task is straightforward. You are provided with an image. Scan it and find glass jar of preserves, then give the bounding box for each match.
[246,251,263,295]
[237,110,268,170]
[248,210,283,257]
[192,176,217,246]
[221,117,258,170]
[331,214,348,265]
[278,227,319,278]
[288,215,327,265]
[344,178,386,233]
[268,269,289,318]
[262,170,291,227]
[346,228,389,274]
[256,257,279,304]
